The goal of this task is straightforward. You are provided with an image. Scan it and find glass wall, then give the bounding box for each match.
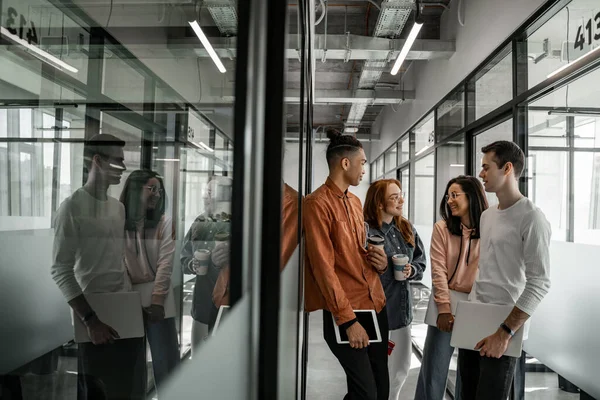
[436,134,465,220]
[468,45,513,120]
[472,118,513,206]
[415,113,435,156]
[437,88,465,141]
[413,153,435,226]
[0,0,299,398]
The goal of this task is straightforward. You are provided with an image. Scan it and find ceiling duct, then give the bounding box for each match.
[205,0,238,36]
[346,0,415,130]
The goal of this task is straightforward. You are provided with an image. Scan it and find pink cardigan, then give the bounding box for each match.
[123,216,175,305]
[430,220,480,314]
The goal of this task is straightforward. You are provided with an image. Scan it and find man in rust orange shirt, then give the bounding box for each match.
[304,131,390,400]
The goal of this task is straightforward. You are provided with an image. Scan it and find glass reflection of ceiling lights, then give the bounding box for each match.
[0,27,78,73]
[188,21,226,73]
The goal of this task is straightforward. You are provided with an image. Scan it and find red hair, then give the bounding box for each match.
[364,179,415,247]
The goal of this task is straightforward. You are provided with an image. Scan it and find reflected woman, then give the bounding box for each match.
[414,175,488,400]
[120,170,180,393]
[364,179,427,400]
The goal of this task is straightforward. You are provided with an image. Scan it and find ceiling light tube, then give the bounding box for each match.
[390,21,423,76]
[188,20,226,73]
[547,45,600,79]
[199,141,215,152]
[1,27,78,73]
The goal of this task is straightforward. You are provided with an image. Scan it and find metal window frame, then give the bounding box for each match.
[371,0,600,246]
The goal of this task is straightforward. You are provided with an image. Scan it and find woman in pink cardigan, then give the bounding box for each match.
[120,170,179,394]
[414,176,488,400]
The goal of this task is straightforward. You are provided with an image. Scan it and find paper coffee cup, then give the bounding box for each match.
[367,235,385,249]
[194,250,211,275]
[392,254,409,281]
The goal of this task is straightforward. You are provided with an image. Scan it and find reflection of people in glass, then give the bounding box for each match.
[180,176,231,353]
[50,134,146,399]
[281,182,300,269]
[415,176,487,400]
[120,170,179,393]
[363,179,427,400]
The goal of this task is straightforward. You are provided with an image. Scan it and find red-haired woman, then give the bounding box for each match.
[364,179,427,400]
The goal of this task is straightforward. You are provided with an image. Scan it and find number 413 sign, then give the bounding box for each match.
[1,2,39,45]
[574,11,600,51]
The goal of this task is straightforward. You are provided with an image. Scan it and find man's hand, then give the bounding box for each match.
[211,242,230,268]
[366,245,387,271]
[86,317,119,345]
[475,329,511,358]
[437,313,454,333]
[346,322,370,349]
[145,304,165,323]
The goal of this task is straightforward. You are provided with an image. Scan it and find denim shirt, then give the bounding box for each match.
[368,221,427,330]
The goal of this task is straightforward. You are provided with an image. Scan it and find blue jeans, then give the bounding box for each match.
[414,325,461,400]
[146,317,180,392]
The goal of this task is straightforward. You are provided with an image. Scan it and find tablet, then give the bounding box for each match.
[72,292,144,343]
[211,305,231,336]
[332,310,382,345]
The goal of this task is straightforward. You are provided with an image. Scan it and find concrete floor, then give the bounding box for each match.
[305,310,581,400]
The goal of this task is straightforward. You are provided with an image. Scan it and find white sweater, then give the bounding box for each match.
[51,188,131,301]
[475,197,551,316]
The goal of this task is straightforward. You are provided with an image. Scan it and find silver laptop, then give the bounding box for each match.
[72,292,144,343]
[451,301,524,358]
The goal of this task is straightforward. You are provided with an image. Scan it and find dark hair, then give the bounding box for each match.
[440,175,488,239]
[481,140,525,178]
[120,170,166,231]
[325,129,363,168]
[83,134,125,171]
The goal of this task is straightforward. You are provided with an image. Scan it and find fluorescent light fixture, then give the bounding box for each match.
[1,27,78,73]
[344,127,359,133]
[547,110,600,118]
[415,144,432,156]
[198,141,215,152]
[155,158,180,162]
[450,164,465,167]
[390,21,423,75]
[109,163,126,170]
[188,21,226,73]
[547,45,600,79]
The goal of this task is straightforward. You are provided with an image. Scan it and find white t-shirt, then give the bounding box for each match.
[51,188,131,301]
[475,197,551,317]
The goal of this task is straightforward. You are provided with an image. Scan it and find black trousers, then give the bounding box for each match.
[77,338,147,400]
[323,309,390,400]
[458,349,518,400]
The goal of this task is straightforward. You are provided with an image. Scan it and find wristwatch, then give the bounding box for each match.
[499,322,515,337]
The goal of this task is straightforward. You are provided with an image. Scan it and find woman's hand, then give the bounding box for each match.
[437,313,454,333]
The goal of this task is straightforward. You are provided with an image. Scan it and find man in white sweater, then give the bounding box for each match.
[458,141,551,400]
[51,134,146,399]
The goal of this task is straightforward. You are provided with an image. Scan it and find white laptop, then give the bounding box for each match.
[211,305,231,336]
[72,292,144,343]
[450,301,524,358]
[132,282,177,319]
[332,310,382,345]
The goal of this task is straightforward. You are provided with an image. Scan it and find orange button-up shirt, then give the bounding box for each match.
[304,178,386,325]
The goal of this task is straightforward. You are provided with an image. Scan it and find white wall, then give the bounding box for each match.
[284,140,371,203]
[371,0,547,159]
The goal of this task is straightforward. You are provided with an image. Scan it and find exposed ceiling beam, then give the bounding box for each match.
[165,34,454,61]
[199,88,414,105]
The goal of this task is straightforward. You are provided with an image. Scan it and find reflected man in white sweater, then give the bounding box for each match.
[458,140,551,400]
[51,134,146,400]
